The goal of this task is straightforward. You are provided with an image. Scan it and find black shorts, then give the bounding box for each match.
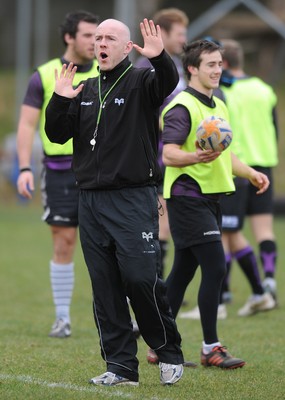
[221,178,248,231]
[167,196,222,249]
[246,167,274,215]
[41,166,79,227]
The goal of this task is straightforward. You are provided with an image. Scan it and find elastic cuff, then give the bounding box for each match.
[19,167,32,173]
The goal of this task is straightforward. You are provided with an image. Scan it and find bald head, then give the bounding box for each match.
[94,18,133,71]
[97,19,131,42]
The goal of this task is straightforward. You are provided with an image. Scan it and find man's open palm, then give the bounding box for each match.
[54,63,84,98]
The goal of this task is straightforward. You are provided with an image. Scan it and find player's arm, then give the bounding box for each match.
[162,105,220,167]
[231,152,269,194]
[163,142,220,167]
[17,105,40,199]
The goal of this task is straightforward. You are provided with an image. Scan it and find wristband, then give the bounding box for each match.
[19,167,32,173]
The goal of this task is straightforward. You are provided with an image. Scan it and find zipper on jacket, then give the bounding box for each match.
[140,136,155,178]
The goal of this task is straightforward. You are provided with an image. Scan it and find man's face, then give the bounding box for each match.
[194,50,223,90]
[70,21,97,63]
[94,20,132,71]
[162,23,187,56]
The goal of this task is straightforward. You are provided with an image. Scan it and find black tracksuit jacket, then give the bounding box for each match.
[45,50,179,190]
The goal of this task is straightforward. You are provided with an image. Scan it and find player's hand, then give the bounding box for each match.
[17,170,34,199]
[54,63,84,98]
[248,170,270,194]
[195,140,221,163]
[133,19,164,58]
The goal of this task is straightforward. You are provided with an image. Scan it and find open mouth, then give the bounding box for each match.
[100,52,108,59]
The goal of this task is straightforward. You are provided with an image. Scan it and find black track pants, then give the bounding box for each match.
[79,186,184,381]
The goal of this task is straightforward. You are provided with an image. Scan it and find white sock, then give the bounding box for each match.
[202,341,221,354]
[50,261,74,324]
[252,294,263,300]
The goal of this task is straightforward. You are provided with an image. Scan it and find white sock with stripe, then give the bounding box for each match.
[50,261,74,324]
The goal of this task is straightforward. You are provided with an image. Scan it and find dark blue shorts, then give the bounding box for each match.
[40,166,79,227]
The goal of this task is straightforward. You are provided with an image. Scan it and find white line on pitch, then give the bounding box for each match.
[0,374,133,398]
[0,374,173,400]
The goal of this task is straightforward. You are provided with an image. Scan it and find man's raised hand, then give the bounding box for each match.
[133,19,164,59]
[54,63,84,98]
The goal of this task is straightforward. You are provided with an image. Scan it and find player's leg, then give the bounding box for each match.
[250,214,276,272]
[249,214,277,298]
[49,225,77,336]
[227,231,275,316]
[220,178,249,305]
[41,166,79,337]
[193,241,245,369]
[193,241,226,345]
[166,247,198,318]
[229,231,263,295]
[247,167,277,299]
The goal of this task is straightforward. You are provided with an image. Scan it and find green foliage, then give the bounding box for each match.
[0,201,284,399]
[0,70,16,138]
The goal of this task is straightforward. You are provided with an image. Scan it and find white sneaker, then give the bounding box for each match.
[89,372,139,386]
[217,304,227,319]
[49,319,71,338]
[179,304,227,320]
[159,362,183,385]
[179,305,200,320]
[238,292,276,317]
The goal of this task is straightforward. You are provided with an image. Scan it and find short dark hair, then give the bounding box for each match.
[220,39,244,69]
[59,10,99,46]
[182,39,222,79]
[152,8,189,33]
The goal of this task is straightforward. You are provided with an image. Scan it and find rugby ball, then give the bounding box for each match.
[196,116,232,152]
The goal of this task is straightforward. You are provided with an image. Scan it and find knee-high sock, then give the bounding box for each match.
[50,261,74,323]
[234,246,263,295]
[259,240,277,278]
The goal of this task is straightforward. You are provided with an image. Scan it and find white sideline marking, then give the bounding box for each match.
[0,374,172,400]
[0,374,133,398]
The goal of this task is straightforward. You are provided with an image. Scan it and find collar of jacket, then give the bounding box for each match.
[99,56,132,83]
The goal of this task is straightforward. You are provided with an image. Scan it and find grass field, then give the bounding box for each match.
[0,198,284,400]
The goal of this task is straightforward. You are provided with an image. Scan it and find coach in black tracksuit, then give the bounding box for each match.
[45,18,184,384]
